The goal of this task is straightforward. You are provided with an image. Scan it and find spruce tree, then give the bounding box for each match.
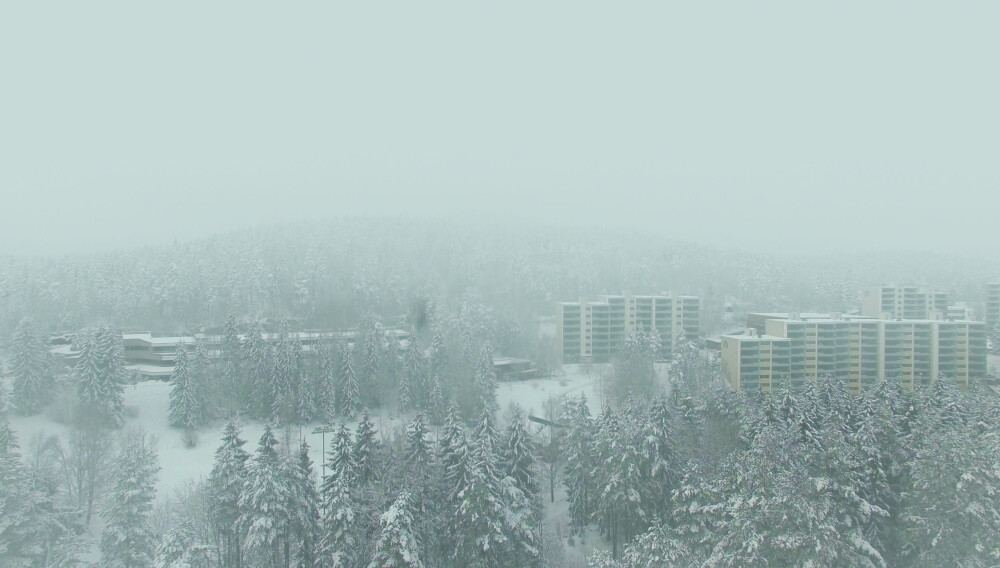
[315,344,338,422]
[191,339,213,420]
[640,394,677,521]
[452,424,508,568]
[354,410,379,485]
[322,423,355,497]
[222,312,243,413]
[428,375,446,426]
[241,321,271,418]
[290,442,321,568]
[476,343,498,417]
[430,326,449,380]
[562,394,595,535]
[208,422,249,568]
[319,474,356,568]
[74,326,125,428]
[368,492,424,568]
[398,374,413,413]
[168,347,200,428]
[9,317,52,415]
[503,416,539,505]
[405,412,432,474]
[403,331,427,407]
[239,424,292,568]
[440,406,470,501]
[338,345,361,418]
[154,521,196,568]
[99,434,160,568]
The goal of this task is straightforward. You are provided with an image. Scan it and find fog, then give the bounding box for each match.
[2,1,998,257]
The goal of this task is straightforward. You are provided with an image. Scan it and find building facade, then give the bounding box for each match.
[557,293,700,363]
[986,282,1000,328]
[861,285,949,320]
[723,314,987,392]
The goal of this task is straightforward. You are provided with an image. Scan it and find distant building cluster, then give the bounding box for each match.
[556,292,700,363]
[723,314,987,393]
[720,282,999,393]
[50,329,411,380]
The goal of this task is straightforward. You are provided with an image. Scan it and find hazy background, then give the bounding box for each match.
[2,2,997,257]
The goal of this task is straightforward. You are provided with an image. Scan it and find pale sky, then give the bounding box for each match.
[1,2,997,257]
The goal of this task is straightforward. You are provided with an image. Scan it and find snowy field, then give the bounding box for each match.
[5,363,612,564]
[7,364,607,506]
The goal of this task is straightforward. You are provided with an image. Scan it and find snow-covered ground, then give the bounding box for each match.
[6,364,607,506]
[5,363,612,565]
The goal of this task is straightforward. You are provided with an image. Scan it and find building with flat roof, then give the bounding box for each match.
[722,313,987,393]
[557,292,700,363]
[861,285,949,320]
[721,330,793,392]
[986,283,1000,328]
[51,328,412,380]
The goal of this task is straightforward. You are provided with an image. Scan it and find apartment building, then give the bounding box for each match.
[986,283,1000,328]
[861,285,949,320]
[723,313,987,392]
[557,293,700,363]
[720,331,793,392]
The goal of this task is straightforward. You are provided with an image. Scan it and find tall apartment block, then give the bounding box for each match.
[557,293,700,363]
[720,331,792,391]
[862,285,949,320]
[986,283,1000,328]
[722,313,987,393]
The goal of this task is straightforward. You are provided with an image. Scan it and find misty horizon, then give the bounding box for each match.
[3,2,998,258]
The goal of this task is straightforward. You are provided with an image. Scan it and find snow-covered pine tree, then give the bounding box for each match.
[223,311,242,360]
[241,321,271,418]
[562,394,595,536]
[368,491,424,568]
[405,412,432,476]
[452,423,508,568]
[270,322,294,422]
[475,343,498,418]
[338,345,362,419]
[428,375,446,426]
[99,433,161,568]
[239,424,292,568]
[503,415,539,507]
[290,335,315,424]
[430,325,449,380]
[354,410,379,485]
[398,373,413,413]
[322,423,356,498]
[500,415,542,567]
[640,394,677,521]
[361,319,383,400]
[222,312,243,413]
[439,406,469,501]
[1,421,86,567]
[319,473,356,568]
[403,330,427,408]
[290,441,321,568]
[191,339,213,420]
[315,344,338,422]
[592,405,646,558]
[153,520,196,568]
[9,317,52,415]
[208,421,249,568]
[74,326,125,428]
[168,346,201,428]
